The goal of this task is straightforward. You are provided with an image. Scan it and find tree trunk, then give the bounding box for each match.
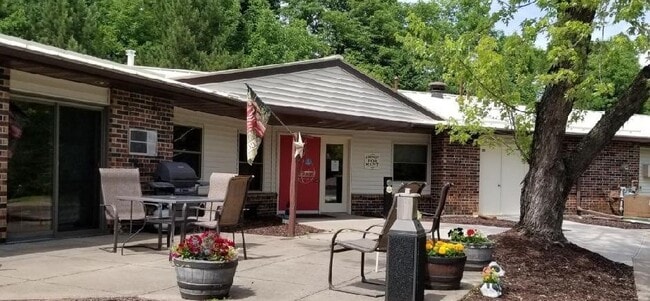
[519,64,650,242]
[517,3,596,242]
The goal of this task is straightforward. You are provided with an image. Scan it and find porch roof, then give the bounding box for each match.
[0,34,244,116]
[175,56,441,132]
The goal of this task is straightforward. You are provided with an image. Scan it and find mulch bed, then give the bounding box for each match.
[564,215,650,229]
[439,215,517,228]
[435,214,650,230]
[461,229,637,301]
[235,216,324,237]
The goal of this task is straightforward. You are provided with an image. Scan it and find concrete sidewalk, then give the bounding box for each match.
[0,217,647,300]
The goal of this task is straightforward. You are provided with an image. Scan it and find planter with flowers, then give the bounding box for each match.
[480,261,505,298]
[424,240,466,290]
[171,231,239,300]
[448,227,494,271]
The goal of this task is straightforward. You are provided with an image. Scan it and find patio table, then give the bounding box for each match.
[116,195,223,249]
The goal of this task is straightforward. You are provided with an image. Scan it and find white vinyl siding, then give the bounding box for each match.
[175,107,430,195]
[640,147,650,195]
[174,107,274,191]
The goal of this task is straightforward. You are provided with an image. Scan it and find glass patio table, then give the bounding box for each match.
[116,195,224,248]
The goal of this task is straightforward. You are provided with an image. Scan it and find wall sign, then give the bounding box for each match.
[364,153,380,170]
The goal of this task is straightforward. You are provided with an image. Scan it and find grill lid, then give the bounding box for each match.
[154,161,199,186]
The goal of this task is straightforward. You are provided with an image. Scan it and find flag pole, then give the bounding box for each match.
[288,133,297,237]
[245,83,300,237]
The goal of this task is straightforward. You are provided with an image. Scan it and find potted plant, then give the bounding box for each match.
[171,231,239,300]
[448,227,494,271]
[479,262,505,298]
[424,239,466,290]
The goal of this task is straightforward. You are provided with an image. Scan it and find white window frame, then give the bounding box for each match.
[129,128,157,156]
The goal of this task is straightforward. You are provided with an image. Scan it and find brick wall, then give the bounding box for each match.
[566,138,641,214]
[430,133,480,215]
[246,192,277,217]
[0,65,8,243]
[107,89,174,190]
[351,193,383,217]
[432,131,642,216]
[351,193,434,217]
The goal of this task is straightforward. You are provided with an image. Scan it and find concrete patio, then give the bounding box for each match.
[0,216,647,300]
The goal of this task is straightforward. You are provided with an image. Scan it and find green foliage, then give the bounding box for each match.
[579,35,642,112]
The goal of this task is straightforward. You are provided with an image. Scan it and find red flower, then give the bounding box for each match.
[467,229,476,237]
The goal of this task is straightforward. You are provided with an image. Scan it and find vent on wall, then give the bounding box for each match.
[129,128,157,156]
[644,164,650,178]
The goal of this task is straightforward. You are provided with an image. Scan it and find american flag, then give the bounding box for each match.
[246,84,271,165]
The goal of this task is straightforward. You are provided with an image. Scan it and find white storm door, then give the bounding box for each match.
[319,137,349,213]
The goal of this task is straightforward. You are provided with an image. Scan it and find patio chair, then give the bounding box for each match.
[420,182,453,241]
[183,175,252,259]
[99,168,170,254]
[327,195,398,297]
[179,172,236,239]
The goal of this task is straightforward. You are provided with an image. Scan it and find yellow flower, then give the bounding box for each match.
[455,243,464,252]
[438,245,448,255]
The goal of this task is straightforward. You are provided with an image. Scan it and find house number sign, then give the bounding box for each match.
[364,153,380,170]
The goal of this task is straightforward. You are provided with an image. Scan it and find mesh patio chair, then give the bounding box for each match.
[420,182,453,241]
[183,175,252,259]
[99,168,170,254]
[327,196,398,297]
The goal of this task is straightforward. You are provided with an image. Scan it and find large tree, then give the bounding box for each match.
[406,0,649,242]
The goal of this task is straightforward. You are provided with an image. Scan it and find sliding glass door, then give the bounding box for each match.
[8,101,56,238]
[8,99,102,240]
[58,106,102,232]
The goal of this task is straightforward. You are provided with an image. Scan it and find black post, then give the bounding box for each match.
[385,192,426,301]
[382,177,393,217]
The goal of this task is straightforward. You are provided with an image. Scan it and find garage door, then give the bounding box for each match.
[479,146,528,216]
[640,147,650,195]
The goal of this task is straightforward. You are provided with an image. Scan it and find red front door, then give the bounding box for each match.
[279,135,321,211]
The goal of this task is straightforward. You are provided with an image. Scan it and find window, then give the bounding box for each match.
[393,144,428,182]
[129,129,157,156]
[173,125,202,175]
[239,133,263,191]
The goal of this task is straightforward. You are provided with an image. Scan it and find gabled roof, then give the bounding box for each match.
[401,89,650,141]
[177,56,442,128]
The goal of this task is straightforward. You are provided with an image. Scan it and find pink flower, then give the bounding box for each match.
[467,229,476,237]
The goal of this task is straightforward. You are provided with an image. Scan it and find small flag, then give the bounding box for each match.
[246,84,271,165]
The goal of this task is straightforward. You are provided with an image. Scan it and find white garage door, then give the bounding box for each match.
[479,146,528,216]
[639,147,650,195]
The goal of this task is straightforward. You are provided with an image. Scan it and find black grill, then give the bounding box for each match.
[150,161,204,195]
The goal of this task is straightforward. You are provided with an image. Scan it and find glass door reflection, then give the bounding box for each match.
[325,144,344,204]
[8,101,55,238]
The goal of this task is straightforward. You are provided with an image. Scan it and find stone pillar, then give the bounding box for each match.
[385,192,426,301]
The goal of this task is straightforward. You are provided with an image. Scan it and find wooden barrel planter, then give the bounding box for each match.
[424,256,466,290]
[463,243,494,271]
[173,258,238,300]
